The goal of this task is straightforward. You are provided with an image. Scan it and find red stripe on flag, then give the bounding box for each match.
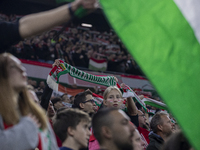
[20,59,52,68]
[121,74,147,80]
[58,84,84,96]
[90,57,107,63]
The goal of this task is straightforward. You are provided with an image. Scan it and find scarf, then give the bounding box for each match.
[47,60,167,112]
[118,83,148,112]
[47,60,117,91]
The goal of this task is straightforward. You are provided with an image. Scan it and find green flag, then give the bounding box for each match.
[100,0,200,149]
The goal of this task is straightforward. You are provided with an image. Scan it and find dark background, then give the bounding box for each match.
[0,0,111,31]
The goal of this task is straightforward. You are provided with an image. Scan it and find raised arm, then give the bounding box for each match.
[19,0,96,39]
[40,59,61,111]
[126,97,138,116]
[120,83,138,116]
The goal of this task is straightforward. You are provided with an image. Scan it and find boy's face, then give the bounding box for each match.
[73,120,91,148]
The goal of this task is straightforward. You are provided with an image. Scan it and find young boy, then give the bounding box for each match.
[53,108,91,150]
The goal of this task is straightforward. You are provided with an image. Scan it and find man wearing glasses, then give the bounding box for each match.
[137,110,150,149]
[72,90,97,150]
[72,90,97,117]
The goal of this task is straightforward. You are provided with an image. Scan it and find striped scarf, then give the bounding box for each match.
[47,60,167,113]
[47,60,117,91]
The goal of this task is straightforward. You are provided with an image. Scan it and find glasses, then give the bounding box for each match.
[82,99,95,104]
[138,115,145,118]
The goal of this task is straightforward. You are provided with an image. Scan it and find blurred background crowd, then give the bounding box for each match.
[1,13,143,75]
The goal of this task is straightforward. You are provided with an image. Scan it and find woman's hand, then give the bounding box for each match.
[52,59,60,68]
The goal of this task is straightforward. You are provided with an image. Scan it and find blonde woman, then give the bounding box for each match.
[0,53,58,150]
[89,85,138,150]
[103,86,138,116]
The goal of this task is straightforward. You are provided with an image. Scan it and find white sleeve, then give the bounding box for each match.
[0,116,39,150]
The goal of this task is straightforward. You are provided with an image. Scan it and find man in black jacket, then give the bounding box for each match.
[146,111,173,150]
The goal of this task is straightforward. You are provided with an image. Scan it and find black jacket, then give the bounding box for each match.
[0,21,22,53]
[146,132,164,150]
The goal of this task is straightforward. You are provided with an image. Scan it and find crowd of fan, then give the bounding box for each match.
[1,13,143,75]
[0,9,193,150]
[26,75,192,150]
[24,64,192,150]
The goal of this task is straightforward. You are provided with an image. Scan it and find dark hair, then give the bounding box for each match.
[53,108,90,142]
[61,93,68,99]
[70,95,74,100]
[162,131,191,150]
[150,111,168,133]
[51,97,62,105]
[73,91,92,109]
[92,108,118,144]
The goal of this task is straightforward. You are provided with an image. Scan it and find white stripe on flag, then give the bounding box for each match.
[174,0,200,43]
[89,59,107,68]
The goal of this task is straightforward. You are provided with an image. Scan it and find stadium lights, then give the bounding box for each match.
[81,23,92,28]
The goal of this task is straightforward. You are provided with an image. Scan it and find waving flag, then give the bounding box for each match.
[142,97,167,111]
[89,58,107,72]
[100,0,200,149]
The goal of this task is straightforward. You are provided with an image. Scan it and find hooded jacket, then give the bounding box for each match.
[146,131,164,150]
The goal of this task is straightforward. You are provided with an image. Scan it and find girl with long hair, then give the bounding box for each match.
[0,53,58,150]
[103,85,138,116]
